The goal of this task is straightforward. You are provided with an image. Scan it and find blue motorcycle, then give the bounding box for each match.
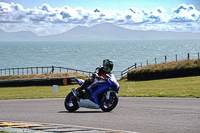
[64,74,120,112]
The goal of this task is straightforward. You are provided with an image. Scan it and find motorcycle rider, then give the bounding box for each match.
[74,59,113,98]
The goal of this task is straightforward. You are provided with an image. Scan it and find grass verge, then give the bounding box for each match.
[119,76,200,98]
[1,76,200,99]
[0,85,79,100]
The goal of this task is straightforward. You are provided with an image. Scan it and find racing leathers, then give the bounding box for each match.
[76,66,111,98]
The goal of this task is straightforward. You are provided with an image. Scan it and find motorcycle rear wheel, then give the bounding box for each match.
[64,92,79,112]
[100,92,118,112]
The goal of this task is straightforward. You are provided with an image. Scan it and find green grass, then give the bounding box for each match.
[119,76,200,98]
[0,85,79,100]
[0,76,200,99]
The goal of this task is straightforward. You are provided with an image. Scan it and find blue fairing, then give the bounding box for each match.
[90,82,111,105]
[75,73,120,105]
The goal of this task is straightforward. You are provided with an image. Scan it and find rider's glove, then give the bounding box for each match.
[104,77,108,82]
[96,76,104,80]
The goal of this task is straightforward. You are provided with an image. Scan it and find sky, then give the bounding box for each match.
[0,0,200,36]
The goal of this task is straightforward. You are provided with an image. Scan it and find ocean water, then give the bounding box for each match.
[0,40,200,78]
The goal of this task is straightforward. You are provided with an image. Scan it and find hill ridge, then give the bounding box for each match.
[1,23,200,41]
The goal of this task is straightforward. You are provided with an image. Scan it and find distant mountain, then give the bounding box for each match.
[1,23,200,41]
[45,23,200,41]
[0,29,39,41]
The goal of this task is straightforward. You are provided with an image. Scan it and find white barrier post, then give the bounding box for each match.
[53,85,58,93]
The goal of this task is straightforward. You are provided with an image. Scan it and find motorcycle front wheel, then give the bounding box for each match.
[100,92,118,112]
[64,92,79,112]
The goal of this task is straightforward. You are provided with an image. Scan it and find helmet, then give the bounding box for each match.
[103,59,113,72]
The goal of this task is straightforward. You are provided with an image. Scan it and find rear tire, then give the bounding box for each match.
[64,92,79,112]
[100,92,118,112]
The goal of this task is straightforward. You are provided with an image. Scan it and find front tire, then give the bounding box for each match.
[64,92,79,112]
[100,92,118,112]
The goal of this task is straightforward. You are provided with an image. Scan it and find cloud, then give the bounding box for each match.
[171,3,200,22]
[0,2,200,35]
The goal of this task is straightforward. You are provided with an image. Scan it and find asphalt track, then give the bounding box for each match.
[0,97,200,133]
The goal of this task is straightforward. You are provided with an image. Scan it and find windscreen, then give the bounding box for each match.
[107,74,120,88]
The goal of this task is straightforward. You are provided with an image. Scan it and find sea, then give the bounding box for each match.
[0,40,200,79]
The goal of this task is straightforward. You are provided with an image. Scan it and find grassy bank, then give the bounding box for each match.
[0,76,200,99]
[129,59,200,74]
[0,72,88,81]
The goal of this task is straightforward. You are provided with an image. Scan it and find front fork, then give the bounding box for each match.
[106,90,117,100]
[71,88,80,101]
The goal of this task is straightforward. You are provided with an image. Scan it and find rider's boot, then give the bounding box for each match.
[75,87,82,97]
[76,83,86,95]
[75,79,89,97]
[73,78,93,99]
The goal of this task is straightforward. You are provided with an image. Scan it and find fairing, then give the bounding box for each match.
[75,74,120,107]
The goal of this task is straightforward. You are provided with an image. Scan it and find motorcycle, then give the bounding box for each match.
[64,73,120,112]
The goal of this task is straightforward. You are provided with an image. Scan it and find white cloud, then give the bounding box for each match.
[0,2,200,35]
[171,3,200,22]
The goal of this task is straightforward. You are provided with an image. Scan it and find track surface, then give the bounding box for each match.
[0,97,200,133]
